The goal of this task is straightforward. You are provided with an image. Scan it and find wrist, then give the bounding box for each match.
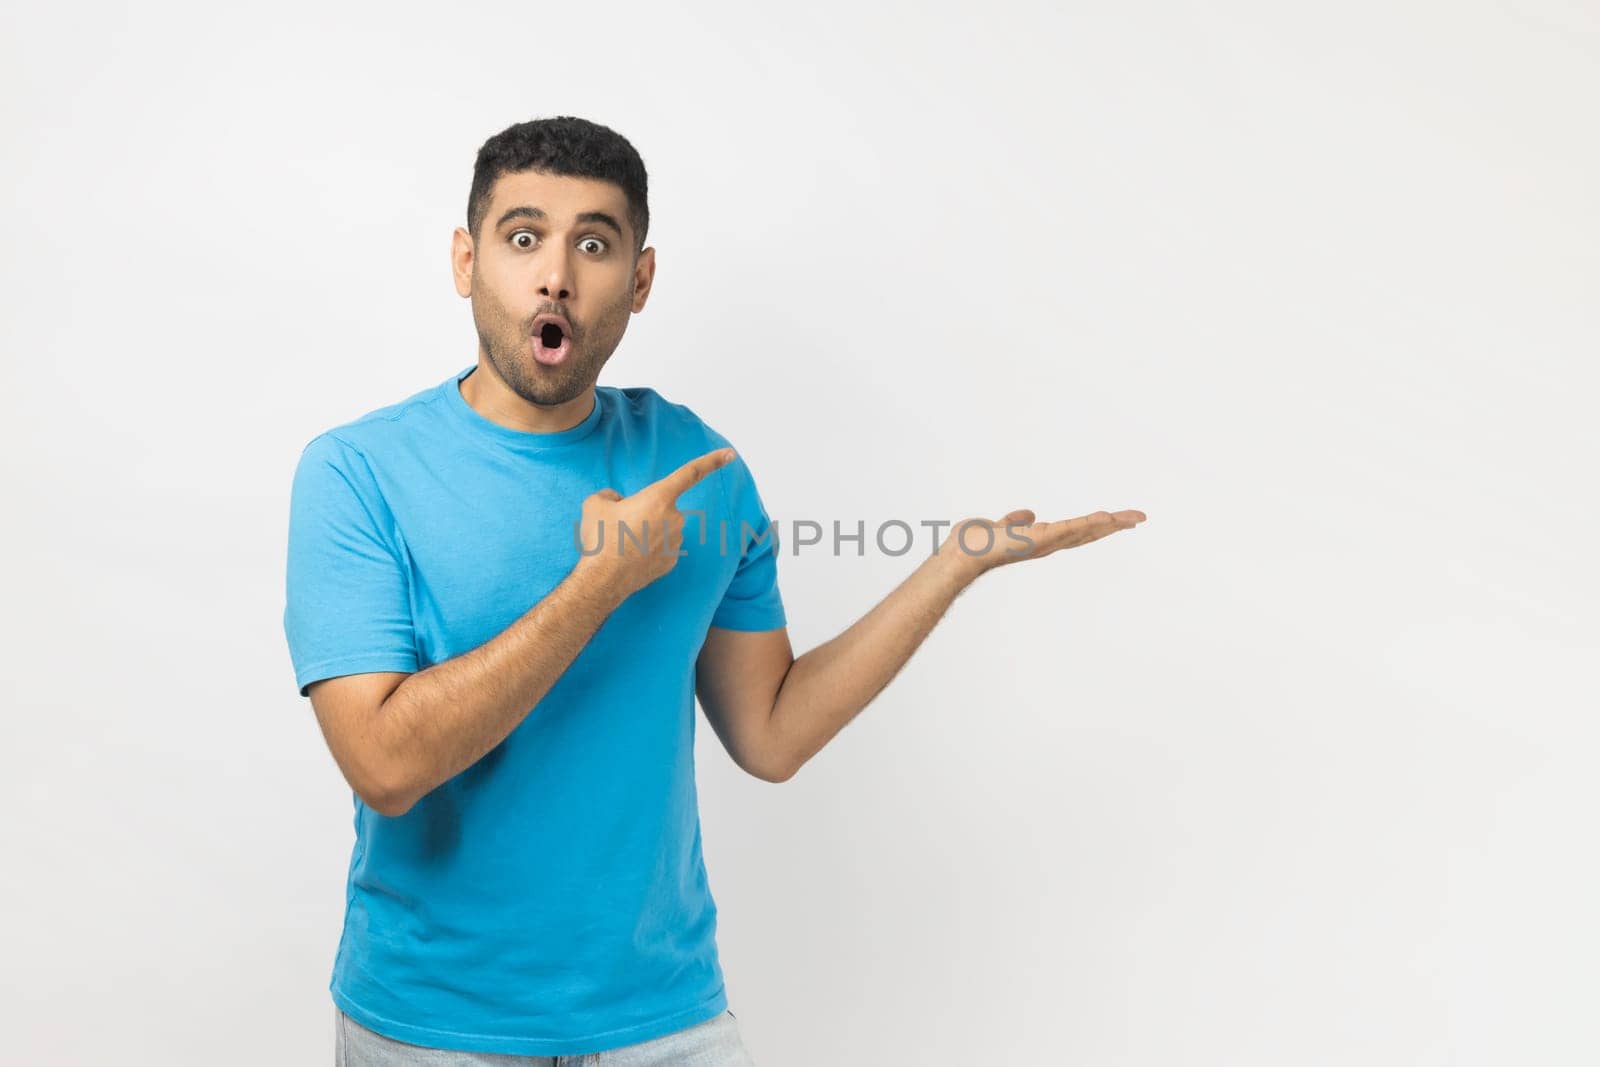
[927,547,986,591]
[569,555,632,609]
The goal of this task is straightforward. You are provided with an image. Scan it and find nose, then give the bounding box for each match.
[538,244,573,302]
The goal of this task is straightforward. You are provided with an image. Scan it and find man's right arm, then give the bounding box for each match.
[308,557,626,818]
[301,446,735,818]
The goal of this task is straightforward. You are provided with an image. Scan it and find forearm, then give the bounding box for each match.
[767,552,980,779]
[376,559,626,814]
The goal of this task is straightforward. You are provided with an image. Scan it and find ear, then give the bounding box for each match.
[630,246,656,312]
[451,227,475,298]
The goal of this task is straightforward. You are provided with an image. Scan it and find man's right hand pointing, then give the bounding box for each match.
[576,447,736,600]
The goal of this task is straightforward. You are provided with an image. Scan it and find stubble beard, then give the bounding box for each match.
[472,269,633,408]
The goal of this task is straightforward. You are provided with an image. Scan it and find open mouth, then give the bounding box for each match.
[532,319,572,366]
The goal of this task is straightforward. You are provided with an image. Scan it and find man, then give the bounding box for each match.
[284,115,1144,1065]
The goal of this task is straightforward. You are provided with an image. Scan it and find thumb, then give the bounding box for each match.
[592,488,623,502]
[997,508,1036,526]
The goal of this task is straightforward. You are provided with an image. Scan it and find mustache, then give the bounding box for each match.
[530,310,575,333]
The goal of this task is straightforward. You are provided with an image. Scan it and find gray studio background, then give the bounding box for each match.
[3,2,1595,1064]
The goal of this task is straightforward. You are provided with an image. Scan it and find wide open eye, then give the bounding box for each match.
[579,237,607,255]
[511,230,536,249]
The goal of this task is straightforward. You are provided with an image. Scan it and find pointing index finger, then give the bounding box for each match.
[646,447,735,501]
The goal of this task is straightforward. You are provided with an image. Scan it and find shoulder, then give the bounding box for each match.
[602,384,729,448]
[294,376,451,471]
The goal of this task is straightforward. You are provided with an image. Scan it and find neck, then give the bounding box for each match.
[460,355,595,434]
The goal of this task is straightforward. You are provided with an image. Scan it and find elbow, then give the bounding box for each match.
[753,753,798,784]
[365,787,414,818]
[373,764,423,817]
[358,755,417,818]
[355,773,412,817]
[362,708,422,816]
[752,722,801,783]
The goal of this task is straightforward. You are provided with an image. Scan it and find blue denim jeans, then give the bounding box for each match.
[334,1005,755,1066]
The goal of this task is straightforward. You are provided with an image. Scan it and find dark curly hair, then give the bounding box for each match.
[466,116,650,258]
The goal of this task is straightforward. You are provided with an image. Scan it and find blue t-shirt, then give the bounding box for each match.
[282,363,785,1056]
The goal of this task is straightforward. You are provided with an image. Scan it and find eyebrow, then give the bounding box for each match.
[494,205,625,240]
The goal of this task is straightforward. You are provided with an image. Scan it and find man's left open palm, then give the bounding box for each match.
[937,507,1147,578]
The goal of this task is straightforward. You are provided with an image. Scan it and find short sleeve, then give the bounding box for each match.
[705,431,787,632]
[283,434,419,697]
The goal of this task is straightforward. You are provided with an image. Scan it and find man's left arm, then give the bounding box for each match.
[695,506,1145,783]
[695,548,971,783]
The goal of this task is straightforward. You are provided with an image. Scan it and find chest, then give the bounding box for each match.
[379,448,736,669]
